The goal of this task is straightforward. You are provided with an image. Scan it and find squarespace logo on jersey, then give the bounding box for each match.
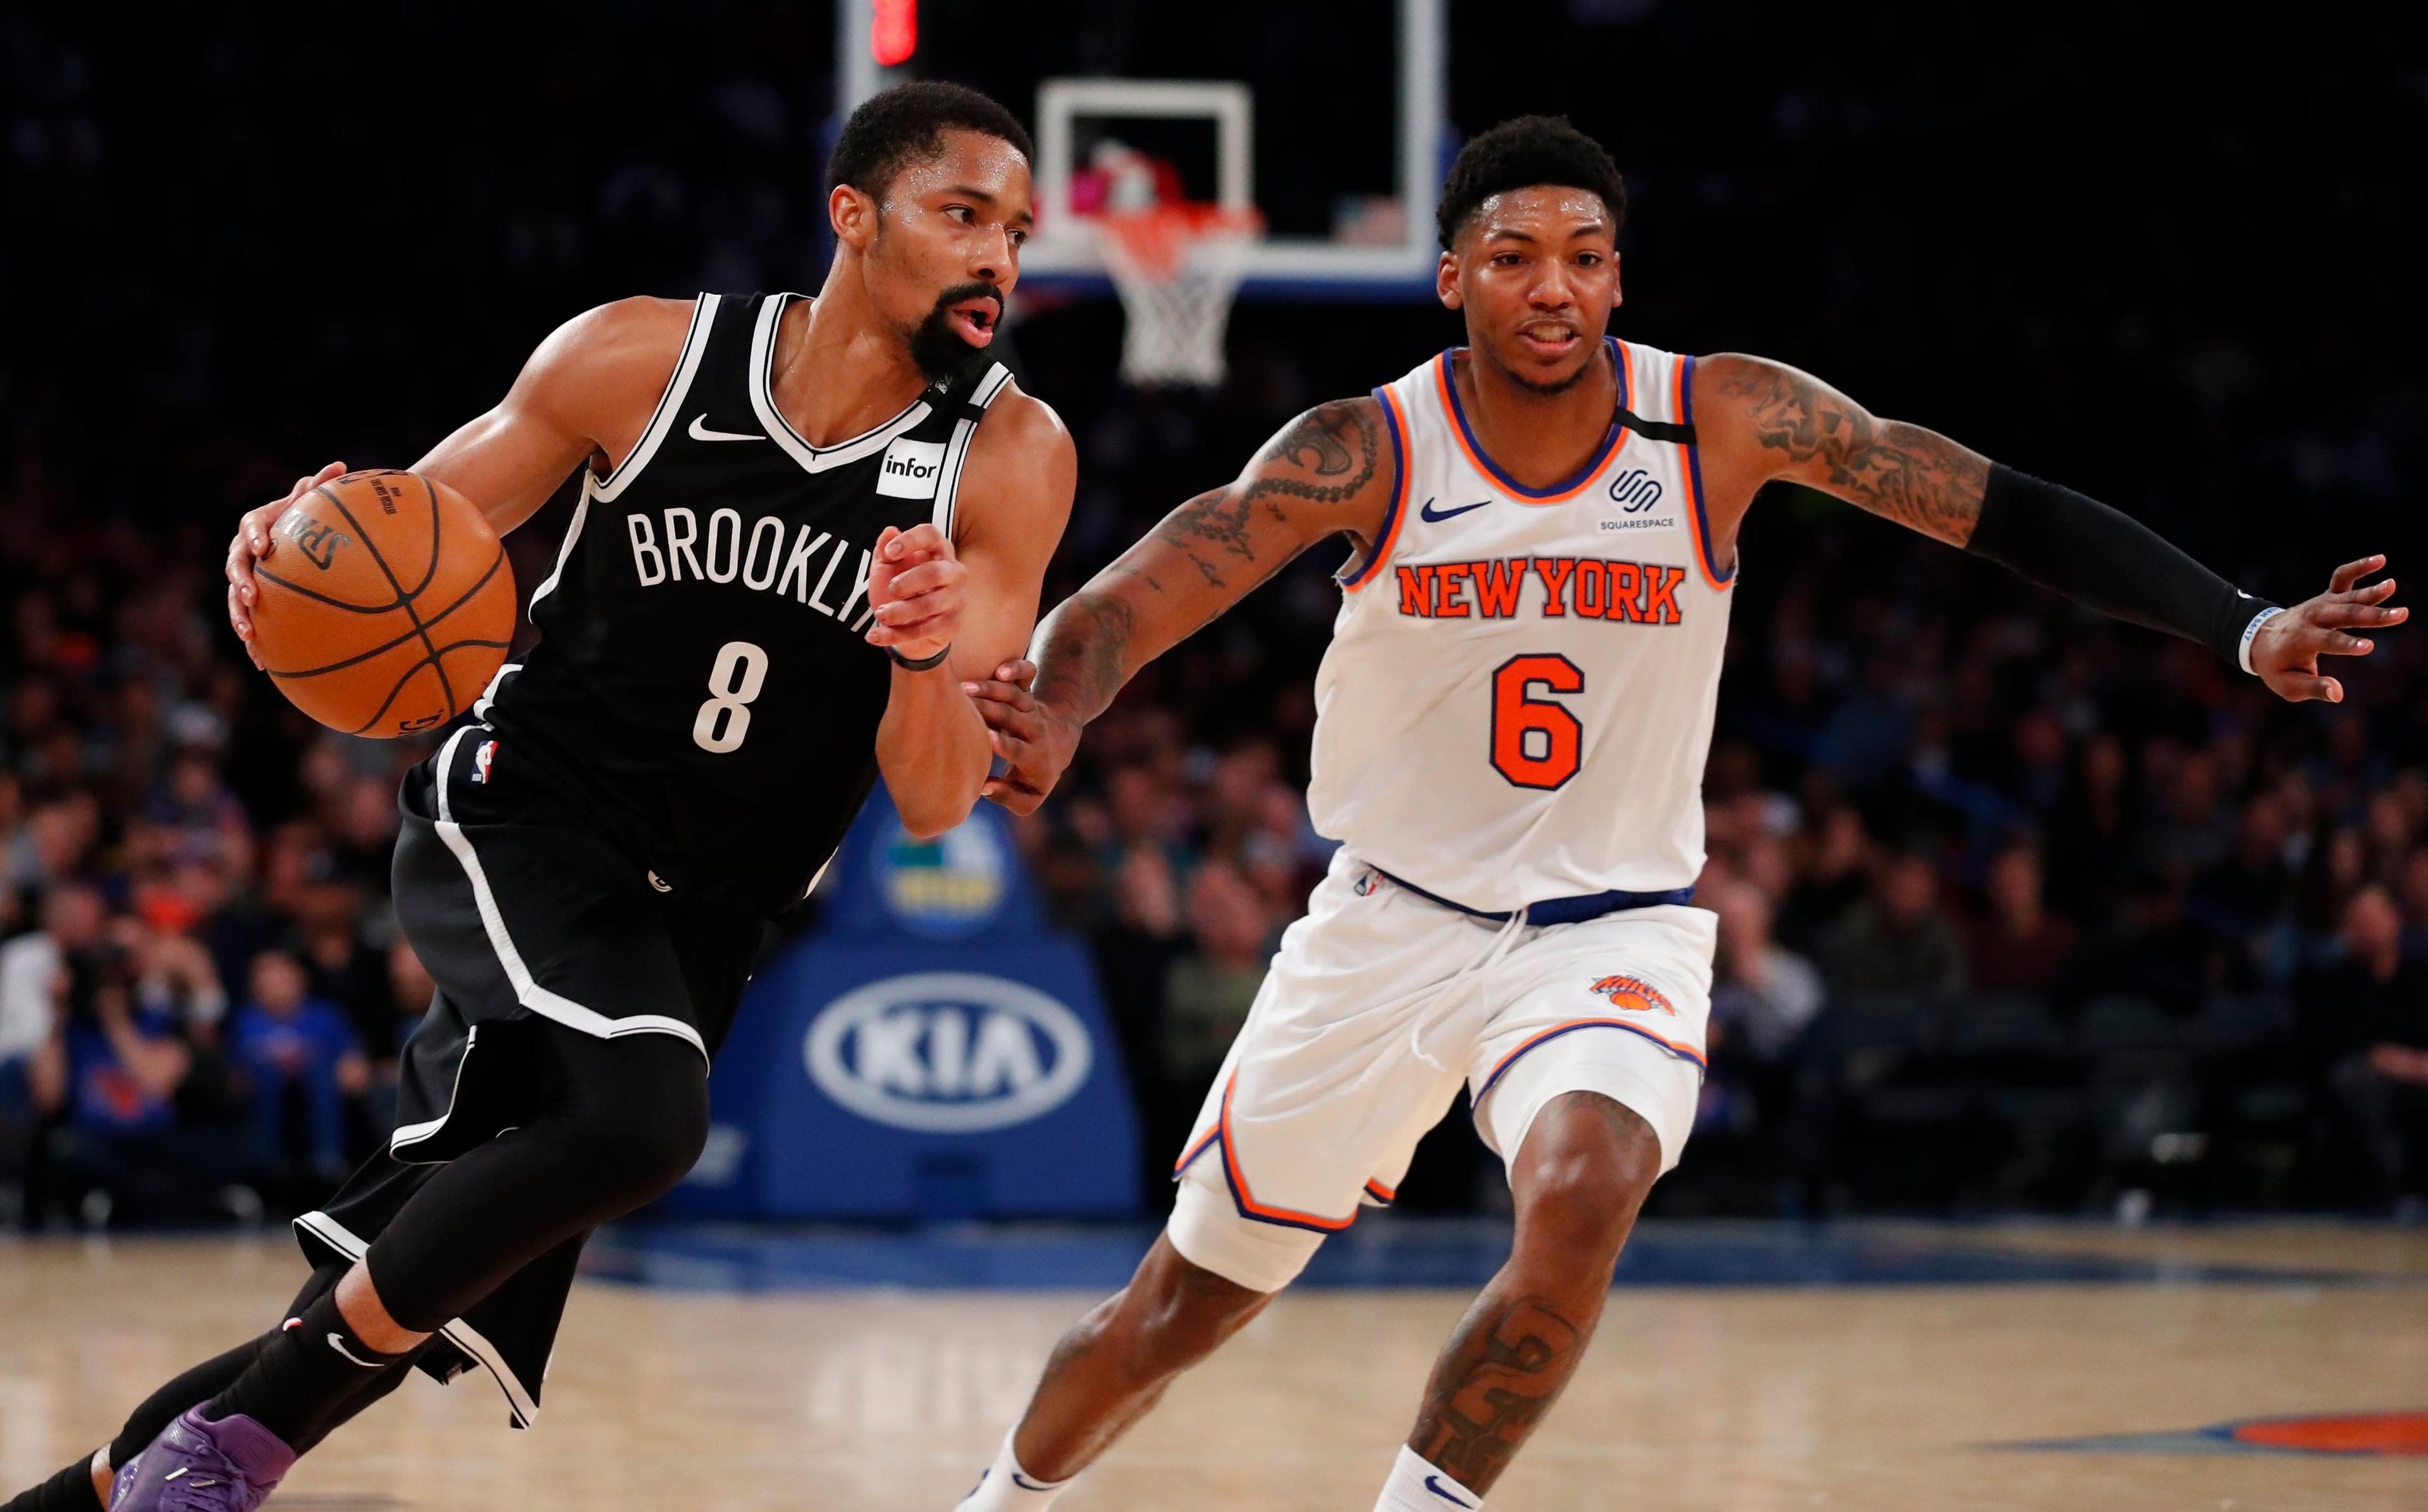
[805,973,1093,1133]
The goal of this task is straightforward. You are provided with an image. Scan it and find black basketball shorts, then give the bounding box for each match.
[295,722,764,1426]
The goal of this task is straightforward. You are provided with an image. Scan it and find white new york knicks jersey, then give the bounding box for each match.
[1306,338,1734,910]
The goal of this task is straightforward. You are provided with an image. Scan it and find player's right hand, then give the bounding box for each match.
[966,658,1079,815]
[226,461,345,666]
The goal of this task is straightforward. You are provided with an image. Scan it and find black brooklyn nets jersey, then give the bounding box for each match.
[477,291,1014,915]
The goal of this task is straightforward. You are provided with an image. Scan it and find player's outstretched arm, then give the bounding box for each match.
[1693,353,2405,702]
[870,386,1076,838]
[972,397,1396,813]
[223,296,696,661]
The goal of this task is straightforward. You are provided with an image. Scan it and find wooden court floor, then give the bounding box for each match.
[3,1224,2424,1511]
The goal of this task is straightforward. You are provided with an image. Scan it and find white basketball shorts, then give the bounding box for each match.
[1167,848,1714,1293]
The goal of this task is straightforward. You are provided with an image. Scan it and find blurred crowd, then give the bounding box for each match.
[4,4,2425,1226]
[0,523,445,1226]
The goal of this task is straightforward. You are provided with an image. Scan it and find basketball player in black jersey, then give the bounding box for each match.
[7,82,1074,1512]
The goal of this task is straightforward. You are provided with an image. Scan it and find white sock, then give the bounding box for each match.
[954,1430,1070,1512]
[1374,1444,1484,1512]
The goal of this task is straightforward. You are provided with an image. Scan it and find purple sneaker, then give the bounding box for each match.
[110,1453,142,1505]
[109,1408,295,1511]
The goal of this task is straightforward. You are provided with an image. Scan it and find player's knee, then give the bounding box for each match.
[1519,1152,1650,1263]
[1514,1100,1661,1264]
[1120,1245,1271,1375]
[561,1042,711,1201]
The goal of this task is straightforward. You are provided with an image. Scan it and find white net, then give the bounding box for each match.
[1092,207,1261,389]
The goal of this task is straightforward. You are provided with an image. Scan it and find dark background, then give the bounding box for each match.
[3,1,2424,1229]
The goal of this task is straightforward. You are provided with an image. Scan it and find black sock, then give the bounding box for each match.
[202,1291,411,1449]
[291,1352,417,1454]
[1,1458,103,1512]
[106,1334,272,1470]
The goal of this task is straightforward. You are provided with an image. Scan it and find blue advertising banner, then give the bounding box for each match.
[663,788,1141,1219]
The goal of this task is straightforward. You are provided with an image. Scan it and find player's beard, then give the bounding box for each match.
[907,283,1002,389]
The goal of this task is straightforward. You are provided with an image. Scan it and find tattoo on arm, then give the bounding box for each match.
[1411,1295,1585,1492]
[1029,399,1381,726]
[1716,360,1989,546]
[1151,401,1380,588]
[1030,591,1136,728]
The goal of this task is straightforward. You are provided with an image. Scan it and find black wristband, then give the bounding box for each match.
[1966,465,2274,668]
[888,642,952,671]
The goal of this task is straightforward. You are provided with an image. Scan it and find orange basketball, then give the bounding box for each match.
[251,470,516,738]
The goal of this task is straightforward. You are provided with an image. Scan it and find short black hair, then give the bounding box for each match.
[827,81,1035,204]
[1435,115,1626,251]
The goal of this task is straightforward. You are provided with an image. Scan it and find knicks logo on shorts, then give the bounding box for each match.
[1590,973,1674,1016]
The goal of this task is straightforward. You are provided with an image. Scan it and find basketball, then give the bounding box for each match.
[251,469,515,738]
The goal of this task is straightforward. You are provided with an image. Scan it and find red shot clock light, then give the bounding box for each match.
[872,0,917,66]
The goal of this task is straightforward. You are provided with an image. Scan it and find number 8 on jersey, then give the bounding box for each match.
[692,640,768,753]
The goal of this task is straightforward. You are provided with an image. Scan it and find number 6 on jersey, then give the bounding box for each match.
[1491,654,1585,790]
[693,640,768,753]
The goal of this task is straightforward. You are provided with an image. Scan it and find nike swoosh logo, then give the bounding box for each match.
[688,415,764,442]
[1424,1474,1477,1508]
[1011,1472,1056,1491]
[1419,497,1492,523]
[328,1332,384,1369]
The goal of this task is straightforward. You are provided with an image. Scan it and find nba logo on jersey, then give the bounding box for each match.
[876,437,948,499]
[471,739,496,784]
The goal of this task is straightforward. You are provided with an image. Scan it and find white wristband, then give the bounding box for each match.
[2237,606,2284,676]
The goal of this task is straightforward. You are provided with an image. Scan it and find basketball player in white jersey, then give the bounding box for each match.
[953,117,2403,1511]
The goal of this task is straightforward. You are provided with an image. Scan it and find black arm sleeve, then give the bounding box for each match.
[1963,464,2271,665]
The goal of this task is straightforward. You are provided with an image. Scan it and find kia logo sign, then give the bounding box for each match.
[804,973,1093,1133]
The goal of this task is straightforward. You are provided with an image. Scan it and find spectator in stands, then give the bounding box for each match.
[384,936,434,1056]
[2307,887,2428,1210]
[1709,879,1824,1060]
[1777,803,1870,956]
[1161,860,1270,1097]
[2192,792,2300,971]
[32,933,196,1225]
[1,886,109,1204]
[298,899,394,1063]
[1,884,106,1090]
[2046,733,2132,916]
[120,907,228,1037]
[1821,851,1968,996]
[2400,844,2428,959]
[228,948,366,1179]
[1968,843,2076,994]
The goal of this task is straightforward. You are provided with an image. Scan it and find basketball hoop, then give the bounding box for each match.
[1091,204,1262,389]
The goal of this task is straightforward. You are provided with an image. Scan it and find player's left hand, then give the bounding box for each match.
[2249,554,2405,704]
[866,523,965,663]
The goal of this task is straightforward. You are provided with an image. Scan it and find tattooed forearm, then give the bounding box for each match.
[1715,358,1989,546]
[1411,1295,1586,1492]
[1030,590,1137,727]
[1028,398,1384,728]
